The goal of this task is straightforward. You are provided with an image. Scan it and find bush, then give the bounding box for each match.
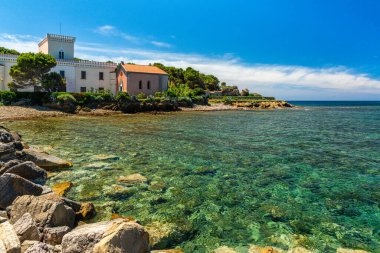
[192,96,208,105]
[154,91,165,98]
[116,92,131,102]
[15,92,49,105]
[0,91,17,105]
[222,96,233,105]
[50,92,77,113]
[137,92,147,100]
[192,88,206,96]
[176,96,193,107]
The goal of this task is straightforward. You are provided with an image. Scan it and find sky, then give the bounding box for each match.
[1,0,380,100]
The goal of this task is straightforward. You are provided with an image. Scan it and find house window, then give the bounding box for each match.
[81,71,86,79]
[59,71,65,78]
[80,87,86,92]
[147,81,151,90]
[99,72,104,80]
[59,51,64,59]
[139,80,142,89]
[99,87,104,92]
[119,81,123,92]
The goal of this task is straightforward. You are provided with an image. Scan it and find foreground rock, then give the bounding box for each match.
[0,221,21,253]
[51,182,72,196]
[61,219,149,253]
[13,213,42,243]
[43,226,71,246]
[24,242,59,253]
[10,194,76,230]
[20,149,72,170]
[0,173,43,209]
[0,161,47,183]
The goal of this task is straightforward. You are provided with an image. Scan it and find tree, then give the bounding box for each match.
[184,67,203,89]
[41,72,66,92]
[0,47,20,55]
[200,74,220,91]
[8,52,57,90]
[241,88,249,96]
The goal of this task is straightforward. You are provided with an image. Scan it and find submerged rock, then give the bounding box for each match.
[91,154,120,161]
[51,182,72,196]
[249,244,285,253]
[214,246,237,253]
[20,149,72,170]
[287,247,314,253]
[145,221,177,249]
[13,213,42,243]
[10,194,76,230]
[117,173,148,185]
[0,173,43,209]
[336,249,370,253]
[0,220,21,253]
[61,219,149,253]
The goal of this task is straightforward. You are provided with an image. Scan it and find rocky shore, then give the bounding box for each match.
[0,126,370,253]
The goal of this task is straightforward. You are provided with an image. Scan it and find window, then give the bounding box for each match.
[119,80,123,92]
[147,81,151,90]
[59,51,64,59]
[81,71,86,79]
[99,87,104,92]
[139,80,142,89]
[99,72,104,80]
[80,87,86,92]
[59,71,65,78]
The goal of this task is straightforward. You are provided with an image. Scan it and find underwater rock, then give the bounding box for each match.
[13,213,42,243]
[0,220,21,253]
[193,167,216,175]
[249,244,285,253]
[148,180,167,192]
[145,221,177,249]
[10,194,76,230]
[336,249,370,253]
[0,173,43,209]
[61,219,149,253]
[20,149,72,170]
[287,247,314,253]
[51,182,72,196]
[213,246,237,253]
[91,154,120,161]
[117,173,148,185]
[110,213,136,222]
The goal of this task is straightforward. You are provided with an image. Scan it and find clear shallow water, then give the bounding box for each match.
[3,103,380,253]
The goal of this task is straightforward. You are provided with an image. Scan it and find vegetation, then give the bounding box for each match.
[41,72,66,92]
[0,91,17,105]
[0,47,20,55]
[8,52,57,91]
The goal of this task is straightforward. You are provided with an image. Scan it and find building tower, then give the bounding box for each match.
[38,34,76,60]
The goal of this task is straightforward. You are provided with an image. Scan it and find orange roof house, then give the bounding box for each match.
[116,64,168,96]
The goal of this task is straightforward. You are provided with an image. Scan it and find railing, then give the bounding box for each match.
[0,54,18,62]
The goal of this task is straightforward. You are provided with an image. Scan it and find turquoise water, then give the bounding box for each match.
[3,103,380,252]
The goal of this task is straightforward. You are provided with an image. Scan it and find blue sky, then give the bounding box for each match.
[1,0,380,100]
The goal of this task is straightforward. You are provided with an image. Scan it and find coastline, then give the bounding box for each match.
[0,102,295,121]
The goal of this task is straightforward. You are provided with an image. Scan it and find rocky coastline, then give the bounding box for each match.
[0,126,368,253]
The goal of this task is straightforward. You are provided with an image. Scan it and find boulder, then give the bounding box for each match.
[76,202,96,221]
[336,249,370,253]
[0,160,21,175]
[24,242,59,253]
[0,216,7,224]
[21,241,39,253]
[10,194,75,230]
[117,173,148,185]
[20,149,72,170]
[41,186,53,195]
[61,219,149,253]
[2,162,47,183]
[0,142,17,161]
[0,221,21,253]
[145,222,177,248]
[13,213,42,243]
[0,127,15,143]
[43,226,71,246]
[0,173,43,209]
[51,182,72,196]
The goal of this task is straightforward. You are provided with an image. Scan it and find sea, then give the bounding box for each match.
[3,101,380,252]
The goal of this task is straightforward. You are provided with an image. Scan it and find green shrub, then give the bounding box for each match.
[222,96,233,105]
[154,91,164,98]
[192,88,206,96]
[116,92,131,102]
[0,91,17,105]
[137,92,147,99]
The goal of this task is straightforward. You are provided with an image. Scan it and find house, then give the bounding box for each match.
[0,33,117,94]
[116,63,168,96]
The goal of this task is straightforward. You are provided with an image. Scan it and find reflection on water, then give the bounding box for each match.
[4,106,380,252]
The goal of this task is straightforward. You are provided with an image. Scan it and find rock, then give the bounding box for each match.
[0,126,15,143]
[41,186,53,195]
[61,219,149,253]
[0,216,7,223]
[51,182,72,197]
[21,241,39,253]
[288,247,314,253]
[3,162,47,183]
[214,246,237,253]
[0,160,21,175]
[20,149,72,170]
[0,210,8,219]
[0,173,43,209]
[249,244,285,253]
[76,202,96,221]
[0,221,21,253]
[0,240,6,253]
[117,173,148,185]
[91,154,120,161]
[13,213,42,243]
[0,142,17,161]
[10,194,76,230]
[336,249,370,253]
[24,242,59,253]
[43,226,71,246]
[145,222,177,248]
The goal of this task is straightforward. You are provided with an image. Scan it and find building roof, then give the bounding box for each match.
[121,64,167,75]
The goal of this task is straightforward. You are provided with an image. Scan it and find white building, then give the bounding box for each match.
[0,33,117,94]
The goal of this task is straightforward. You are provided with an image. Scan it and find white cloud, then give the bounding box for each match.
[151,41,172,48]
[1,33,380,100]
[94,25,140,43]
